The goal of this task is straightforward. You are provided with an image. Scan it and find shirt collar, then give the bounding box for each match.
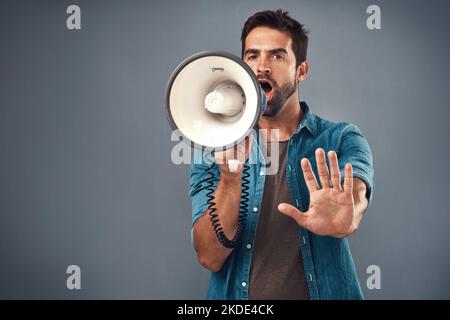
[295,101,318,137]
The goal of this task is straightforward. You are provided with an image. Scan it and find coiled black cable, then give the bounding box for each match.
[205,161,251,248]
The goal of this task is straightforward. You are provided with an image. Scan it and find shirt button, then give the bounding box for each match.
[288,165,291,171]
[242,282,247,287]
[246,244,252,249]
[253,207,258,212]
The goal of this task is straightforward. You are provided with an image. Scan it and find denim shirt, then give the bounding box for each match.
[189,102,374,300]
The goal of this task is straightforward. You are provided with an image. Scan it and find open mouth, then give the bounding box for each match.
[258,80,273,98]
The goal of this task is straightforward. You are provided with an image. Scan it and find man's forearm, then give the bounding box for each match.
[193,171,243,272]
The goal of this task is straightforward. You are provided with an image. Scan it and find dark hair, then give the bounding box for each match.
[241,9,309,66]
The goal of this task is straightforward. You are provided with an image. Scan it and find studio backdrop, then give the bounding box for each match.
[0,0,449,299]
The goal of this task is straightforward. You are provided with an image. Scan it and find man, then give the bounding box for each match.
[189,9,374,300]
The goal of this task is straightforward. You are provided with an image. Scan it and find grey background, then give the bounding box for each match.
[0,0,449,299]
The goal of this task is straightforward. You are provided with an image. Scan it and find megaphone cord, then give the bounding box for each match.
[205,162,250,249]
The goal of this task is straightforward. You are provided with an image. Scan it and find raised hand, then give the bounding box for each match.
[278,148,357,238]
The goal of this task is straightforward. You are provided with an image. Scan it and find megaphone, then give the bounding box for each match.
[165,51,265,249]
[165,51,265,172]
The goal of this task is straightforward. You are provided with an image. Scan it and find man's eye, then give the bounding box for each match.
[272,54,284,60]
[248,55,257,60]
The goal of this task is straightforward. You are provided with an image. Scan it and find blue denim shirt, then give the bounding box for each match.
[189,102,374,300]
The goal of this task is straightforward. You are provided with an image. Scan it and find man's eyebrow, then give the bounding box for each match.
[244,49,259,56]
[244,48,288,56]
[268,48,288,55]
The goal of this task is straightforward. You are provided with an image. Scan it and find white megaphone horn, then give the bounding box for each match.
[165,51,266,172]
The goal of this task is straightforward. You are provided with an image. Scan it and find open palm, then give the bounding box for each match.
[278,148,356,238]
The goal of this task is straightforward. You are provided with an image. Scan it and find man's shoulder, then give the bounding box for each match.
[310,112,362,139]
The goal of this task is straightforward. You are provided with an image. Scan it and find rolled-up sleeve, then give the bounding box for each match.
[337,123,375,205]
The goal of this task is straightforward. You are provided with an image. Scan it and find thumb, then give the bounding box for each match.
[278,203,310,229]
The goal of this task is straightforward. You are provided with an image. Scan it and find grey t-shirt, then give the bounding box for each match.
[248,140,310,300]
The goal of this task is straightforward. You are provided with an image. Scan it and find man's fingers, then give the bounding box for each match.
[278,203,310,229]
[344,163,353,193]
[301,158,319,193]
[214,148,227,165]
[234,135,252,163]
[315,148,330,189]
[244,135,252,160]
[217,136,251,165]
[327,150,342,190]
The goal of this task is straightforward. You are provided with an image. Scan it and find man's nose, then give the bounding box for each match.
[256,59,271,74]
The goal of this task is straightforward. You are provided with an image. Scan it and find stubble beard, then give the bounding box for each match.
[263,79,298,117]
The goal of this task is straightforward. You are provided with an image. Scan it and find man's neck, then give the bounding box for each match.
[258,94,303,142]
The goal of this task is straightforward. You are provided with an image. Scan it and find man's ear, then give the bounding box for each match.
[296,60,309,81]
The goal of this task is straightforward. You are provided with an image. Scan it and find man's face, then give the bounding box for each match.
[243,26,300,117]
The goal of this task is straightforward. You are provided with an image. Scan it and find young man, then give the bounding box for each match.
[189,9,374,300]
